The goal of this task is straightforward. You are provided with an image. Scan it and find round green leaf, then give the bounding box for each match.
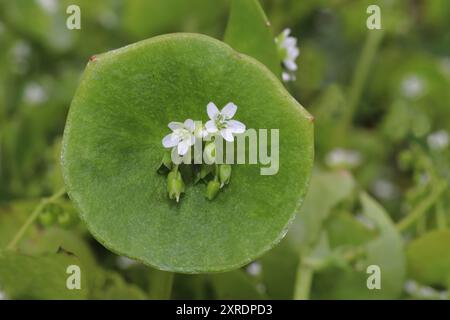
[62,33,313,273]
[407,229,450,286]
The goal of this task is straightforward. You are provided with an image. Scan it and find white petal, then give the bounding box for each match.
[284,59,297,71]
[184,119,195,132]
[282,72,291,82]
[221,129,234,142]
[221,102,237,119]
[168,122,183,131]
[162,134,179,148]
[284,37,297,48]
[177,139,191,155]
[283,28,291,37]
[207,102,219,120]
[190,135,195,145]
[287,46,299,60]
[228,120,246,134]
[201,129,209,138]
[205,120,218,133]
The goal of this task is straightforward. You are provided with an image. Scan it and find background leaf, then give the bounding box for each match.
[224,0,281,77]
[407,229,450,286]
[0,251,87,299]
[360,192,406,298]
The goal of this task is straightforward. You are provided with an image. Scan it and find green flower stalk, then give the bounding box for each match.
[157,150,173,174]
[203,141,216,164]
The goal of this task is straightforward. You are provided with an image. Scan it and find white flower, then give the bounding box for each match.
[404,280,419,295]
[246,262,262,276]
[276,28,300,82]
[205,102,246,142]
[24,82,47,105]
[116,256,138,270]
[325,148,361,168]
[36,0,58,13]
[162,119,195,156]
[401,75,425,99]
[282,72,296,82]
[355,213,376,230]
[427,130,449,151]
[372,179,399,200]
[0,289,7,300]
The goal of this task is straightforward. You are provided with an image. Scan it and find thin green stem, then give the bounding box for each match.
[294,262,313,300]
[416,215,426,235]
[435,200,447,230]
[342,30,384,134]
[149,271,174,300]
[6,188,66,250]
[214,164,219,181]
[397,180,447,232]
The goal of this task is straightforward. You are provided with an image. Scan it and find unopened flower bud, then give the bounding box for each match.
[58,210,77,228]
[219,164,232,188]
[39,203,63,227]
[206,179,221,200]
[39,210,56,226]
[167,170,185,202]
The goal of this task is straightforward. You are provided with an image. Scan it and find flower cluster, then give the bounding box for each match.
[275,28,300,82]
[158,102,246,202]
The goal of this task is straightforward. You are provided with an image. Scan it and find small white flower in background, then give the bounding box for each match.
[325,148,361,168]
[275,28,300,82]
[116,256,138,270]
[401,74,425,99]
[98,10,119,29]
[36,0,58,14]
[427,130,449,151]
[440,57,450,77]
[372,179,399,200]
[205,102,246,142]
[162,119,196,156]
[355,213,376,230]
[10,41,31,74]
[246,262,262,277]
[0,289,7,300]
[404,280,418,295]
[24,82,47,105]
[404,280,448,299]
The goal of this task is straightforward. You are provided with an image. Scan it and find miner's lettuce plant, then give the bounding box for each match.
[60,1,313,295]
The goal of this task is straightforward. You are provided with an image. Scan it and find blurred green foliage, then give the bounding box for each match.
[0,0,449,299]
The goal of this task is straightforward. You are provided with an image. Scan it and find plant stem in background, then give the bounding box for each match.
[397,180,448,232]
[341,30,384,135]
[149,271,174,300]
[435,200,447,230]
[6,188,66,250]
[294,262,314,300]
